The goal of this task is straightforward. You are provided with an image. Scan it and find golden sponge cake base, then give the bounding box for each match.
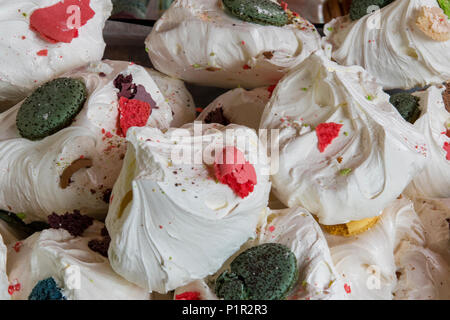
[320,216,380,237]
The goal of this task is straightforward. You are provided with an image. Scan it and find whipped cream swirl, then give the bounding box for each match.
[0,0,113,110]
[323,0,450,90]
[106,123,271,293]
[0,61,175,222]
[260,52,427,225]
[146,0,322,89]
[6,221,150,300]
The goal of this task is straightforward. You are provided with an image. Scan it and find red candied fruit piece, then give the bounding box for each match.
[444,142,450,161]
[36,49,48,56]
[214,147,257,199]
[316,122,343,153]
[175,291,201,300]
[344,283,351,294]
[30,0,95,44]
[118,97,151,137]
[8,285,14,295]
[267,84,276,98]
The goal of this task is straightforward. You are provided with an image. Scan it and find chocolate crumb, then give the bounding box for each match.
[102,189,112,204]
[204,108,230,126]
[47,211,93,237]
[88,227,111,257]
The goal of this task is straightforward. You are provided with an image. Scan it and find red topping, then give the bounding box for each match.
[444,142,450,160]
[13,242,22,253]
[118,97,152,137]
[316,122,343,153]
[344,283,351,294]
[36,49,48,56]
[175,291,201,300]
[268,85,276,98]
[243,64,251,70]
[446,128,450,138]
[8,285,14,295]
[214,147,257,199]
[30,0,95,44]
[280,1,288,11]
[14,283,21,292]
[269,226,275,232]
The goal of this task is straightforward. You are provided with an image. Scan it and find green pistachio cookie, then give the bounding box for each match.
[16,78,87,141]
[215,243,298,300]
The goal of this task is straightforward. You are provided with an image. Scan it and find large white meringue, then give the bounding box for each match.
[197,87,271,130]
[325,198,450,300]
[174,207,348,300]
[0,0,113,110]
[0,60,177,222]
[405,85,450,199]
[260,51,428,225]
[6,221,150,300]
[147,68,197,127]
[0,235,9,300]
[146,0,322,89]
[323,0,450,90]
[106,123,271,293]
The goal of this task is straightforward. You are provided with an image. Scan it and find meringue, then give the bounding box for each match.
[0,0,113,110]
[0,60,175,222]
[106,123,271,293]
[6,221,150,300]
[174,207,348,300]
[260,51,427,225]
[325,198,450,300]
[405,85,450,199]
[147,68,197,128]
[323,0,450,90]
[146,0,322,89]
[197,87,271,130]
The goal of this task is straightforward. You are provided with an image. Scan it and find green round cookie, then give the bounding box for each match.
[389,92,421,124]
[215,243,298,300]
[349,0,393,21]
[16,78,87,141]
[222,0,289,27]
[438,0,450,19]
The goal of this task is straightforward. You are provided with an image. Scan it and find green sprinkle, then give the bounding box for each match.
[145,47,149,53]
[366,95,375,101]
[192,64,201,68]
[339,168,352,176]
[302,280,307,287]
[301,88,308,91]
[210,52,215,56]
[327,27,333,32]
[181,189,186,192]
[16,213,26,220]
[344,131,349,136]
[22,13,27,17]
